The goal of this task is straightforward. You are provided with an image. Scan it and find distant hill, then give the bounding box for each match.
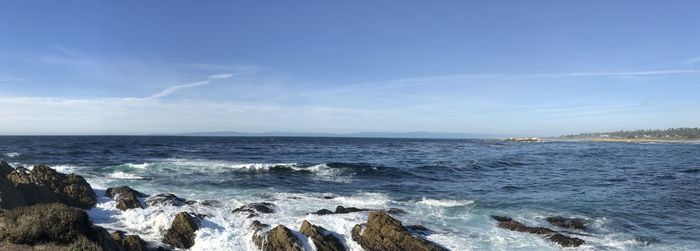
[178,131,504,139]
[558,127,700,140]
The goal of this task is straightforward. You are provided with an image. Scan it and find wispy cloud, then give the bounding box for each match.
[143,72,240,99]
[307,68,700,95]
[146,80,212,99]
[209,73,235,79]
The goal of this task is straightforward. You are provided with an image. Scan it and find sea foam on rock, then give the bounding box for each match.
[252,225,304,251]
[232,202,276,218]
[106,186,148,211]
[163,212,200,249]
[146,193,195,207]
[300,220,346,251]
[491,215,586,247]
[351,211,449,251]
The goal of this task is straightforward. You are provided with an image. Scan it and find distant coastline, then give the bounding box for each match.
[549,127,700,143]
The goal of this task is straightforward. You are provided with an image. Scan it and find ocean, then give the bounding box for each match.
[1,136,698,250]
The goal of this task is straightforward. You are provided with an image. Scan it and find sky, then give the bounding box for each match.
[1,1,699,136]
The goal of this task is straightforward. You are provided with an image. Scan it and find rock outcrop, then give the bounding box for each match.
[0,203,120,250]
[106,186,147,211]
[351,211,449,251]
[0,164,96,209]
[548,233,586,247]
[546,216,586,230]
[314,205,371,215]
[145,193,194,207]
[300,220,346,251]
[252,225,303,251]
[491,215,585,247]
[232,202,276,218]
[492,215,555,235]
[0,162,27,209]
[163,212,200,249]
[112,230,148,251]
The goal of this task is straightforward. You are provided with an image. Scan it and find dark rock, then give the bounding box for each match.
[491,215,586,247]
[314,206,371,215]
[351,211,449,251]
[546,216,586,230]
[106,186,147,211]
[386,208,408,215]
[249,220,270,231]
[3,165,96,209]
[145,193,192,207]
[0,203,115,250]
[548,233,585,247]
[91,226,124,251]
[490,215,513,222]
[253,225,303,251]
[299,220,346,251]
[322,196,335,199]
[0,161,14,177]
[0,162,27,209]
[407,224,431,233]
[491,215,555,235]
[200,200,221,207]
[112,230,148,251]
[232,202,275,218]
[335,205,369,214]
[163,212,200,249]
[314,209,335,215]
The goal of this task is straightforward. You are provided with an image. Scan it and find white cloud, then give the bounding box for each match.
[209,73,235,79]
[146,80,211,99]
[0,97,390,135]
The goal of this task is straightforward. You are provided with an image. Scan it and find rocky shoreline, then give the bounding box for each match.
[0,161,588,250]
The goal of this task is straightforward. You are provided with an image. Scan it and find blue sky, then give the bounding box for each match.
[1,1,699,135]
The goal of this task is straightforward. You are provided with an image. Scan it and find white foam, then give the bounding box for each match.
[51,164,82,173]
[416,197,475,207]
[124,162,152,169]
[229,162,297,171]
[4,152,21,158]
[107,171,147,180]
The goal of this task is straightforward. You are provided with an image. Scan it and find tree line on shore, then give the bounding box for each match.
[560,127,700,140]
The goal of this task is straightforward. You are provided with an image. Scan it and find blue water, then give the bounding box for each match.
[1,136,699,250]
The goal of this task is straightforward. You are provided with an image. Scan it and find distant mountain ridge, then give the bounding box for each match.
[178,131,504,139]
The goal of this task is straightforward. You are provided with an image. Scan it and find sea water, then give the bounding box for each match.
[1,136,698,250]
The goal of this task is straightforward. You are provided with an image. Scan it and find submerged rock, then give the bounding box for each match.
[145,193,194,207]
[351,211,449,251]
[300,220,346,251]
[1,164,96,209]
[494,217,555,235]
[546,216,587,230]
[163,212,200,249]
[232,202,276,218]
[106,186,147,211]
[335,205,369,214]
[253,225,303,251]
[491,215,585,247]
[314,205,371,215]
[386,208,408,215]
[407,224,431,233]
[249,220,270,231]
[314,209,335,215]
[0,203,118,249]
[112,230,148,251]
[548,233,586,247]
